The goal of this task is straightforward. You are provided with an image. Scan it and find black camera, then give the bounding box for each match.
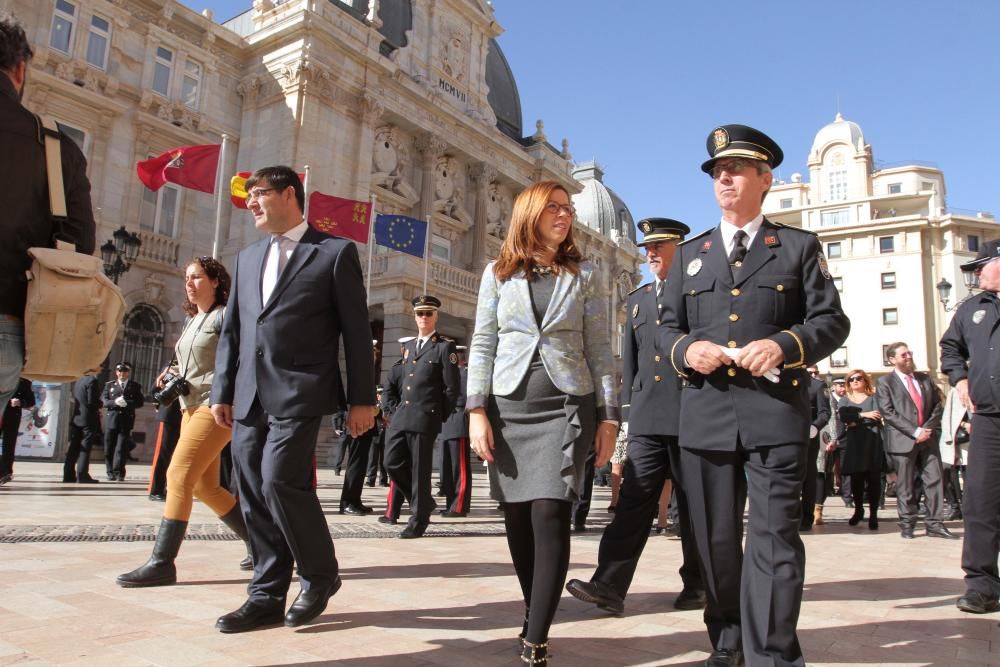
[153,371,190,406]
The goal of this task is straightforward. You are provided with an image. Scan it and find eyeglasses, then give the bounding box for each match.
[544,201,576,218]
[848,376,865,383]
[245,187,279,202]
[711,158,753,179]
[414,311,435,317]
[894,351,913,358]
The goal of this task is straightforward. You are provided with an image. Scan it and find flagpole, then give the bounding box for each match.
[210,134,228,259]
[366,193,376,307]
[302,164,311,222]
[422,213,432,294]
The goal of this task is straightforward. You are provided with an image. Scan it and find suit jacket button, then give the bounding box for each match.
[406,386,411,390]
[728,341,737,348]
[256,347,263,357]
[727,368,737,377]
[729,313,739,321]
[654,355,661,362]
[731,288,741,296]
[791,378,799,386]
[654,375,661,382]
[405,400,410,404]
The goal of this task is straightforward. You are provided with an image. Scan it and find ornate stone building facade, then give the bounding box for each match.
[10,0,642,456]
[764,114,998,380]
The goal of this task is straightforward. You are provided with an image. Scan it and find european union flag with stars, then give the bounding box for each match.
[374,214,427,258]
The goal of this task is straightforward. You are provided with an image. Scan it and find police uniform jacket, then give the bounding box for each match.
[440,367,469,440]
[621,282,681,436]
[658,218,850,451]
[102,379,145,431]
[4,378,35,425]
[381,361,403,417]
[941,290,1000,415]
[384,334,460,435]
[72,375,101,429]
[807,377,831,435]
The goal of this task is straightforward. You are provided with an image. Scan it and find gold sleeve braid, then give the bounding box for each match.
[670,334,690,378]
[780,329,806,368]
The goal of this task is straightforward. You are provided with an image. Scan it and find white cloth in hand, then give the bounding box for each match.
[718,346,781,383]
[809,425,818,439]
[114,396,127,408]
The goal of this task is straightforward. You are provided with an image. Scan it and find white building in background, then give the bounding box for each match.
[8,0,641,461]
[764,114,998,380]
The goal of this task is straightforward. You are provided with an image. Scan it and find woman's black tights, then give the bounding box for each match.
[850,470,881,518]
[503,499,571,644]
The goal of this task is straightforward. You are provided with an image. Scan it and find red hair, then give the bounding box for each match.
[493,181,582,281]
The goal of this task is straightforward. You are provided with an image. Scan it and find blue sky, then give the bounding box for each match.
[181,1,1000,237]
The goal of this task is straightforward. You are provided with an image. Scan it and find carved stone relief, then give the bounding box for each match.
[434,156,472,226]
[486,182,510,238]
[371,126,419,205]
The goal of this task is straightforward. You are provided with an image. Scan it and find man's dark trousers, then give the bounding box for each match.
[594,434,701,597]
[680,442,805,661]
[366,428,387,485]
[384,429,436,527]
[962,413,1000,598]
[340,427,374,509]
[64,422,101,480]
[0,407,20,477]
[800,436,820,527]
[232,400,337,602]
[442,437,471,513]
[573,447,597,527]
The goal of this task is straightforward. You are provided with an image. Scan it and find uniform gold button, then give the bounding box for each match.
[654,375,661,382]
[409,373,414,377]
[689,290,696,296]
[655,319,660,325]
[728,341,737,348]
[727,368,737,377]
[405,400,410,404]
[776,284,784,292]
[654,355,661,362]
[791,379,799,386]
[729,313,739,321]
[406,385,411,390]
[731,288,740,296]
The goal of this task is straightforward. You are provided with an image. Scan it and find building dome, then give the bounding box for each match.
[811,112,865,156]
[485,39,523,141]
[571,162,636,243]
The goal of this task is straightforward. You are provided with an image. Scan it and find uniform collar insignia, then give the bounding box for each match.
[701,239,712,253]
[764,233,779,247]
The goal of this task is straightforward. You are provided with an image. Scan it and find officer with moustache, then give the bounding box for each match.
[381,296,460,538]
[102,362,145,481]
[659,125,850,667]
[566,217,705,616]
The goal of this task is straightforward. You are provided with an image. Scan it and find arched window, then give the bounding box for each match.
[120,304,165,394]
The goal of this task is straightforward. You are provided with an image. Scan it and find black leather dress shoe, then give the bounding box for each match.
[565,579,624,615]
[78,476,99,484]
[705,648,744,666]
[674,587,707,611]
[285,576,342,627]
[340,504,371,516]
[399,522,428,539]
[63,476,77,483]
[927,525,959,539]
[440,510,467,518]
[216,598,285,633]
[377,515,397,525]
[900,525,915,539]
[957,590,1000,614]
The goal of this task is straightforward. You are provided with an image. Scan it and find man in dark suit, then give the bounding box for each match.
[800,367,831,530]
[339,341,380,515]
[941,239,1000,613]
[876,342,953,540]
[0,377,34,484]
[64,368,102,484]
[567,217,705,616]
[102,363,144,481]
[659,125,850,667]
[381,296,460,538]
[210,166,376,633]
[439,346,470,517]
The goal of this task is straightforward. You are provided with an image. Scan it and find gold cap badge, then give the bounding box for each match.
[713,127,729,152]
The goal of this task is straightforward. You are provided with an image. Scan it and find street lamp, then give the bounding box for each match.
[937,273,979,312]
[100,226,141,284]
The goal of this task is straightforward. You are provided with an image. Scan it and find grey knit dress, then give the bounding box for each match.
[486,273,597,503]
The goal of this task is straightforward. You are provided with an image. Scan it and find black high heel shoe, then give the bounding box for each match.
[520,639,548,665]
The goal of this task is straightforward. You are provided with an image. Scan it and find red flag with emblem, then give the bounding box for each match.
[307,191,372,243]
[136,144,220,194]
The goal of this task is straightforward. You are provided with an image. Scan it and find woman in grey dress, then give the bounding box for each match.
[467,181,618,665]
[838,368,884,529]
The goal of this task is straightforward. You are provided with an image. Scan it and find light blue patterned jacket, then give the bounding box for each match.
[466,260,619,421]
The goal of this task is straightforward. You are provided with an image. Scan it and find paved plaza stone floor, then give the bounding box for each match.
[0,460,996,666]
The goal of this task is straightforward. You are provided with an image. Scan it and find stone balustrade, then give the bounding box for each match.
[136,231,180,267]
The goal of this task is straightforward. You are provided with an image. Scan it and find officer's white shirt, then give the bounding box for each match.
[416,330,437,350]
[720,213,764,255]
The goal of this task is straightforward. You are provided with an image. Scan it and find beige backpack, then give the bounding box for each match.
[21,117,126,384]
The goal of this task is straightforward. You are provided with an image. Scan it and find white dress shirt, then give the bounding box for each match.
[262,219,308,303]
[719,213,764,255]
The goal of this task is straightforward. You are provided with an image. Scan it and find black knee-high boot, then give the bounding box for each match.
[116,519,187,587]
[218,506,253,571]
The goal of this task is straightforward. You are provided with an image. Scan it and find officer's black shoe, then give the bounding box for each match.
[900,524,915,539]
[956,591,1000,614]
[399,522,428,539]
[565,579,624,615]
[107,473,117,481]
[673,587,707,611]
[440,510,467,518]
[216,598,286,633]
[927,525,959,539]
[284,576,342,627]
[379,479,390,487]
[377,515,397,525]
[573,522,587,533]
[78,475,99,484]
[366,479,375,487]
[705,648,744,667]
[340,504,371,516]
[116,518,187,587]
[0,473,11,486]
[63,475,77,483]
[148,494,166,502]
[217,506,254,571]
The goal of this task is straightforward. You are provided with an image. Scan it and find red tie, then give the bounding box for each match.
[905,374,924,425]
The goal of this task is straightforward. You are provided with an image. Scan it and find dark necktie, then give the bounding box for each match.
[728,230,748,278]
[417,339,424,353]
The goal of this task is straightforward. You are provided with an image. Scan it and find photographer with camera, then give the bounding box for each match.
[117,256,252,588]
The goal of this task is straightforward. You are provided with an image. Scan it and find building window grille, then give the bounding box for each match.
[827,170,847,202]
[120,304,165,394]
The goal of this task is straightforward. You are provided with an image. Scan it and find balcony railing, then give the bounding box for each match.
[137,230,180,267]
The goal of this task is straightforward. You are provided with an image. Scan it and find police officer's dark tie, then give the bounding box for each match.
[417,338,424,353]
[728,230,748,280]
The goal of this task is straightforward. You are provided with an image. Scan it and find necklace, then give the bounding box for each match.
[531,264,554,276]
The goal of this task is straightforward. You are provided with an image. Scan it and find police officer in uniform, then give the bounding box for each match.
[381,296,460,538]
[379,337,412,520]
[941,239,1000,614]
[366,385,389,487]
[64,368,102,484]
[439,346,470,517]
[658,125,850,667]
[566,217,706,615]
[102,362,145,481]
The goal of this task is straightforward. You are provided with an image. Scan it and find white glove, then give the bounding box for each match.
[809,425,818,439]
[718,346,781,383]
[114,396,127,408]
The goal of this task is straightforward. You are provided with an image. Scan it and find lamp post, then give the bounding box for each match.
[937,273,978,312]
[100,226,141,284]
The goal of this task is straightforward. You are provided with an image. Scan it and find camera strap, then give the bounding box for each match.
[177,309,213,379]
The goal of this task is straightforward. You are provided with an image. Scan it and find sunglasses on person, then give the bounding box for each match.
[848,375,865,383]
[414,311,435,317]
